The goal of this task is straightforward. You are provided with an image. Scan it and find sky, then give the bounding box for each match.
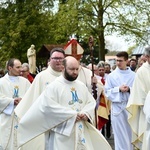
[105,35,135,51]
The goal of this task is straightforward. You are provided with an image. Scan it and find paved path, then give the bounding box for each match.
[107,134,114,150]
[107,135,137,150]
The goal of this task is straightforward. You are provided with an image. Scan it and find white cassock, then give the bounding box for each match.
[0,74,30,150]
[15,66,62,150]
[126,62,150,149]
[105,67,135,150]
[17,75,112,150]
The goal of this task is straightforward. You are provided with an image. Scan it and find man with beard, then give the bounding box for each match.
[17,56,112,150]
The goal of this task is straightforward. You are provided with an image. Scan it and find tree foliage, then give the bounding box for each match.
[0,0,150,67]
[0,0,54,67]
[54,0,150,61]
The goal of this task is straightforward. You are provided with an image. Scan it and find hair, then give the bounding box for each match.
[0,68,4,77]
[130,58,136,61]
[105,63,111,68]
[22,63,29,71]
[97,62,105,68]
[116,51,128,60]
[6,58,19,70]
[144,46,150,56]
[130,58,136,62]
[50,47,65,58]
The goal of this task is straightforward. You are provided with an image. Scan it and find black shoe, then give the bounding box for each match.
[106,133,111,139]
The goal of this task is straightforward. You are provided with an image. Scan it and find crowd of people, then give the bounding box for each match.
[0,45,150,150]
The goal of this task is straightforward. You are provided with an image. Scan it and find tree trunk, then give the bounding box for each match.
[98,32,105,61]
[97,0,105,61]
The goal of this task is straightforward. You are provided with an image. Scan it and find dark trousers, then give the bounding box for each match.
[102,115,111,138]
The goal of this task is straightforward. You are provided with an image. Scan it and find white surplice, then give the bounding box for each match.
[17,75,112,150]
[0,74,30,150]
[105,67,135,150]
[126,62,150,149]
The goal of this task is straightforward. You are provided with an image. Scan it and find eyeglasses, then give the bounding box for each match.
[116,59,124,62]
[51,57,64,62]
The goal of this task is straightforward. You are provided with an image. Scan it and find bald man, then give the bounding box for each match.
[17,56,112,150]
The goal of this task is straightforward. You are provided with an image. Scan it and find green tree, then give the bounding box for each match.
[1,0,150,67]
[54,0,150,61]
[0,0,54,67]
[127,45,136,56]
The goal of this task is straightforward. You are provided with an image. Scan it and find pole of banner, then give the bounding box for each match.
[88,36,98,128]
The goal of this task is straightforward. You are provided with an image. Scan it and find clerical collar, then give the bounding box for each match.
[61,75,76,84]
[119,67,128,70]
[8,75,19,83]
[48,66,62,77]
[116,67,131,74]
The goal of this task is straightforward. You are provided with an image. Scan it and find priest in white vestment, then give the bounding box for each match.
[64,38,104,128]
[126,46,150,149]
[105,51,135,150]
[16,45,104,150]
[15,48,65,150]
[15,62,63,118]
[17,56,112,150]
[142,91,150,150]
[0,58,30,150]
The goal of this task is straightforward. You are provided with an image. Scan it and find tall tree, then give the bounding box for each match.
[54,0,150,61]
[1,0,150,67]
[0,0,54,67]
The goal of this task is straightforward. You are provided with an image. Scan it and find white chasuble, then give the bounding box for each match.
[126,62,150,149]
[142,91,150,150]
[0,74,30,150]
[17,75,112,150]
[15,66,62,119]
[15,66,62,150]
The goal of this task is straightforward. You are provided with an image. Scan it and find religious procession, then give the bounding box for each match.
[1,1,150,150]
[0,36,150,150]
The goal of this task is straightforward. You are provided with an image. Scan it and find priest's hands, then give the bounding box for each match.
[14,97,22,105]
[76,113,88,122]
[91,76,97,84]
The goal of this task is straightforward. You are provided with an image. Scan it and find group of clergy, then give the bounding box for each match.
[1,43,150,150]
